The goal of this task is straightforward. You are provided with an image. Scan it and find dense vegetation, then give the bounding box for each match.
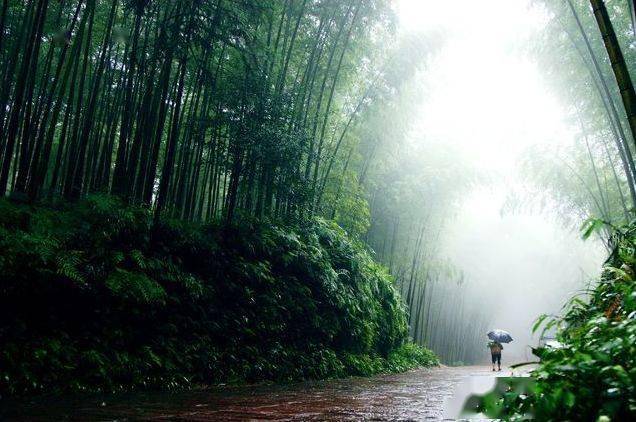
[0,0,448,396]
[524,225,636,420]
[0,195,437,396]
[2,0,635,411]
[0,0,481,370]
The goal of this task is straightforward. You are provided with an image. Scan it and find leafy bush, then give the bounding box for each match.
[471,222,636,421]
[0,196,436,396]
[386,343,439,372]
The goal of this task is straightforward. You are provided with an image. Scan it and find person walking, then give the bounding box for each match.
[488,340,503,371]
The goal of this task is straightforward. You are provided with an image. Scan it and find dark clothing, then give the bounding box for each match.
[491,353,501,365]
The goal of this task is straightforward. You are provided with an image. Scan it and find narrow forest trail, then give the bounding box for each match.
[2,366,510,421]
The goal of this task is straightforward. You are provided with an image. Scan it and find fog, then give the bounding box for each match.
[442,188,604,362]
[394,0,607,363]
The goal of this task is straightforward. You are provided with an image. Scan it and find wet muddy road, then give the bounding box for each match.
[2,366,501,421]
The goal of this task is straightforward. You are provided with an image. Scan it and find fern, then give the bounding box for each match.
[105,268,166,304]
[0,196,427,397]
[129,249,147,269]
[55,251,84,284]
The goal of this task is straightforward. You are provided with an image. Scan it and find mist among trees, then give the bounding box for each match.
[1,0,636,419]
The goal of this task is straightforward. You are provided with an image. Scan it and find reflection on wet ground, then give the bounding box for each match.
[1,366,509,421]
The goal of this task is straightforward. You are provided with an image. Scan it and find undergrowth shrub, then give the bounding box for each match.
[0,195,436,396]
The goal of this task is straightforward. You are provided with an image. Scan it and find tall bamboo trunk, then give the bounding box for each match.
[111,12,143,197]
[567,0,636,209]
[590,0,636,151]
[67,0,115,199]
[154,59,187,224]
[0,0,49,194]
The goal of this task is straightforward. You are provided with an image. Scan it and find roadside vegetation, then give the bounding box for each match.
[0,195,437,397]
[468,220,636,421]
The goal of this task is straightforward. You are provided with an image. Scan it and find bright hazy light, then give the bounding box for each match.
[399,0,569,173]
[396,0,604,361]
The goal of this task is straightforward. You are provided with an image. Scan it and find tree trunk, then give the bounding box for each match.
[567,0,636,209]
[154,59,187,224]
[590,0,636,151]
[0,0,49,194]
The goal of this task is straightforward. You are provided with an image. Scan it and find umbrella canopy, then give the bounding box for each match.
[488,329,513,343]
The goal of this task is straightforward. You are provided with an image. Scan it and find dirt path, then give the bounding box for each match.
[1,366,507,421]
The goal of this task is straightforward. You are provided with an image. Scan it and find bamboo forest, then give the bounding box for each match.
[1,0,636,420]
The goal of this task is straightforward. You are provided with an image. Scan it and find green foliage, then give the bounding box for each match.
[521,0,636,230]
[472,221,636,420]
[106,269,167,304]
[385,343,439,372]
[0,0,401,224]
[581,217,611,240]
[0,196,436,397]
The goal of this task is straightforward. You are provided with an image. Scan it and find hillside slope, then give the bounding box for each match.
[0,196,437,396]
